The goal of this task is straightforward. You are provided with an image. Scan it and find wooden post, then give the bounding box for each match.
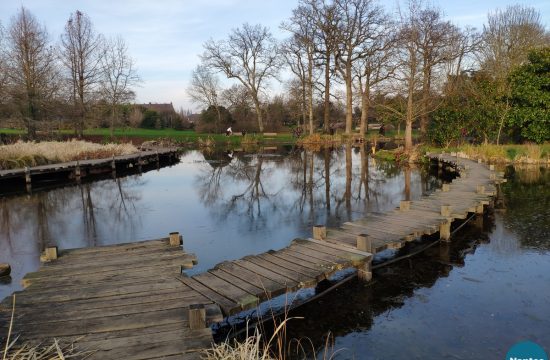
[356,234,373,253]
[478,159,482,164]
[0,263,11,277]
[475,203,484,214]
[111,156,116,171]
[75,161,81,179]
[169,232,182,246]
[24,167,31,184]
[489,164,495,171]
[357,260,372,281]
[440,205,452,217]
[313,225,326,240]
[400,200,410,211]
[440,220,451,241]
[476,185,485,194]
[44,246,58,261]
[189,304,206,329]
[442,183,450,192]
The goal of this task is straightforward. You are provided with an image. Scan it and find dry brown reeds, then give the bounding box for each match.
[1,295,92,360]
[0,140,138,170]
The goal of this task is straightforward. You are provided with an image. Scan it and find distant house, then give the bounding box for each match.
[134,102,179,129]
[138,102,176,115]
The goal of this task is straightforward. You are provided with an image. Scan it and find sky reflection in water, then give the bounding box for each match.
[0,146,435,300]
[283,165,550,359]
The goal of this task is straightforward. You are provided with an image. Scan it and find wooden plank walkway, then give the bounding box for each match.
[0,237,222,360]
[0,148,178,182]
[0,152,503,357]
[183,153,503,316]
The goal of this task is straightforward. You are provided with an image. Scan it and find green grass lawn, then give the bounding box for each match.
[0,127,295,144]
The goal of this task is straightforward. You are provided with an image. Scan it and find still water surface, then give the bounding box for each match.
[285,164,550,359]
[0,146,434,301]
[1,147,548,359]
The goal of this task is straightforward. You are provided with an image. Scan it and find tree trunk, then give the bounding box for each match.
[110,105,116,138]
[405,49,417,153]
[360,80,370,136]
[215,105,222,134]
[308,53,314,135]
[323,50,331,133]
[252,95,264,132]
[345,61,353,135]
[420,65,431,139]
[324,147,331,211]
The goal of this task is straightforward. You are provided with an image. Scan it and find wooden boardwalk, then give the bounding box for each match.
[0,148,179,187]
[183,153,503,316]
[0,237,222,360]
[0,153,503,357]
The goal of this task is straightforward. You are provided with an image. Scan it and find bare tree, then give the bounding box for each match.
[282,3,317,134]
[354,23,396,135]
[331,0,390,134]
[395,1,424,152]
[416,7,461,138]
[187,64,223,132]
[480,5,549,143]
[308,0,340,133]
[5,7,58,137]
[100,36,140,136]
[0,22,7,100]
[202,23,280,132]
[60,10,104,137]
[481,5,549,80]
[393,1,461,151]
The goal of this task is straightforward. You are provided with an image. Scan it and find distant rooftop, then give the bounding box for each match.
[136,102,176,113]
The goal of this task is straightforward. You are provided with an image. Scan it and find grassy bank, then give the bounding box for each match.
[422,143,550,164]
[0,140,138,170]
[0,127,295,145]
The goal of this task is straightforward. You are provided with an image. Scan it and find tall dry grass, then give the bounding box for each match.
[0,140,138,170]
[1,295,91,359]
[458,143,549,163]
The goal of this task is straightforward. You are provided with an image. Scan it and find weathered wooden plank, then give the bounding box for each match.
[272,249,340,272]
[176,276,240,316]
[292,239,368,267]
[207,269,267,300]
[192,272,259,310]
[244,255,317,287]
[257,253,321,280]
[214,262,284,297]
[267,249,329,272]
[22,256,191,283]
[8,307,190,339]
[232,260,298,292]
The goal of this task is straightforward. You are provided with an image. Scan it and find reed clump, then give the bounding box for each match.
[2,295,92,359]
[198,136,216,148]
[460,143,549,164]
[297,133,342,151]
[0,140,138,170]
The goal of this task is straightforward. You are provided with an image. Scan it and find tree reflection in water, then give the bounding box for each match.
[1,146,434,300]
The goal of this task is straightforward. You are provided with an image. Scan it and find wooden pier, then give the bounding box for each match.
[181,153,503,317]
[0,236,221,359]
[0,153,503,357]
[0,148,179,192]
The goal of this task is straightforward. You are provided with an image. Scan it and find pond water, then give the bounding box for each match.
[0,145,436,301]
[1,147,547,359]
[283,164,550,359]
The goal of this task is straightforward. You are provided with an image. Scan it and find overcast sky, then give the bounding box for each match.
[1,0,548,111]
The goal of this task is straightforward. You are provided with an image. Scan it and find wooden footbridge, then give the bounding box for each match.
[0,153,503,358]
[0,148,179,193]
